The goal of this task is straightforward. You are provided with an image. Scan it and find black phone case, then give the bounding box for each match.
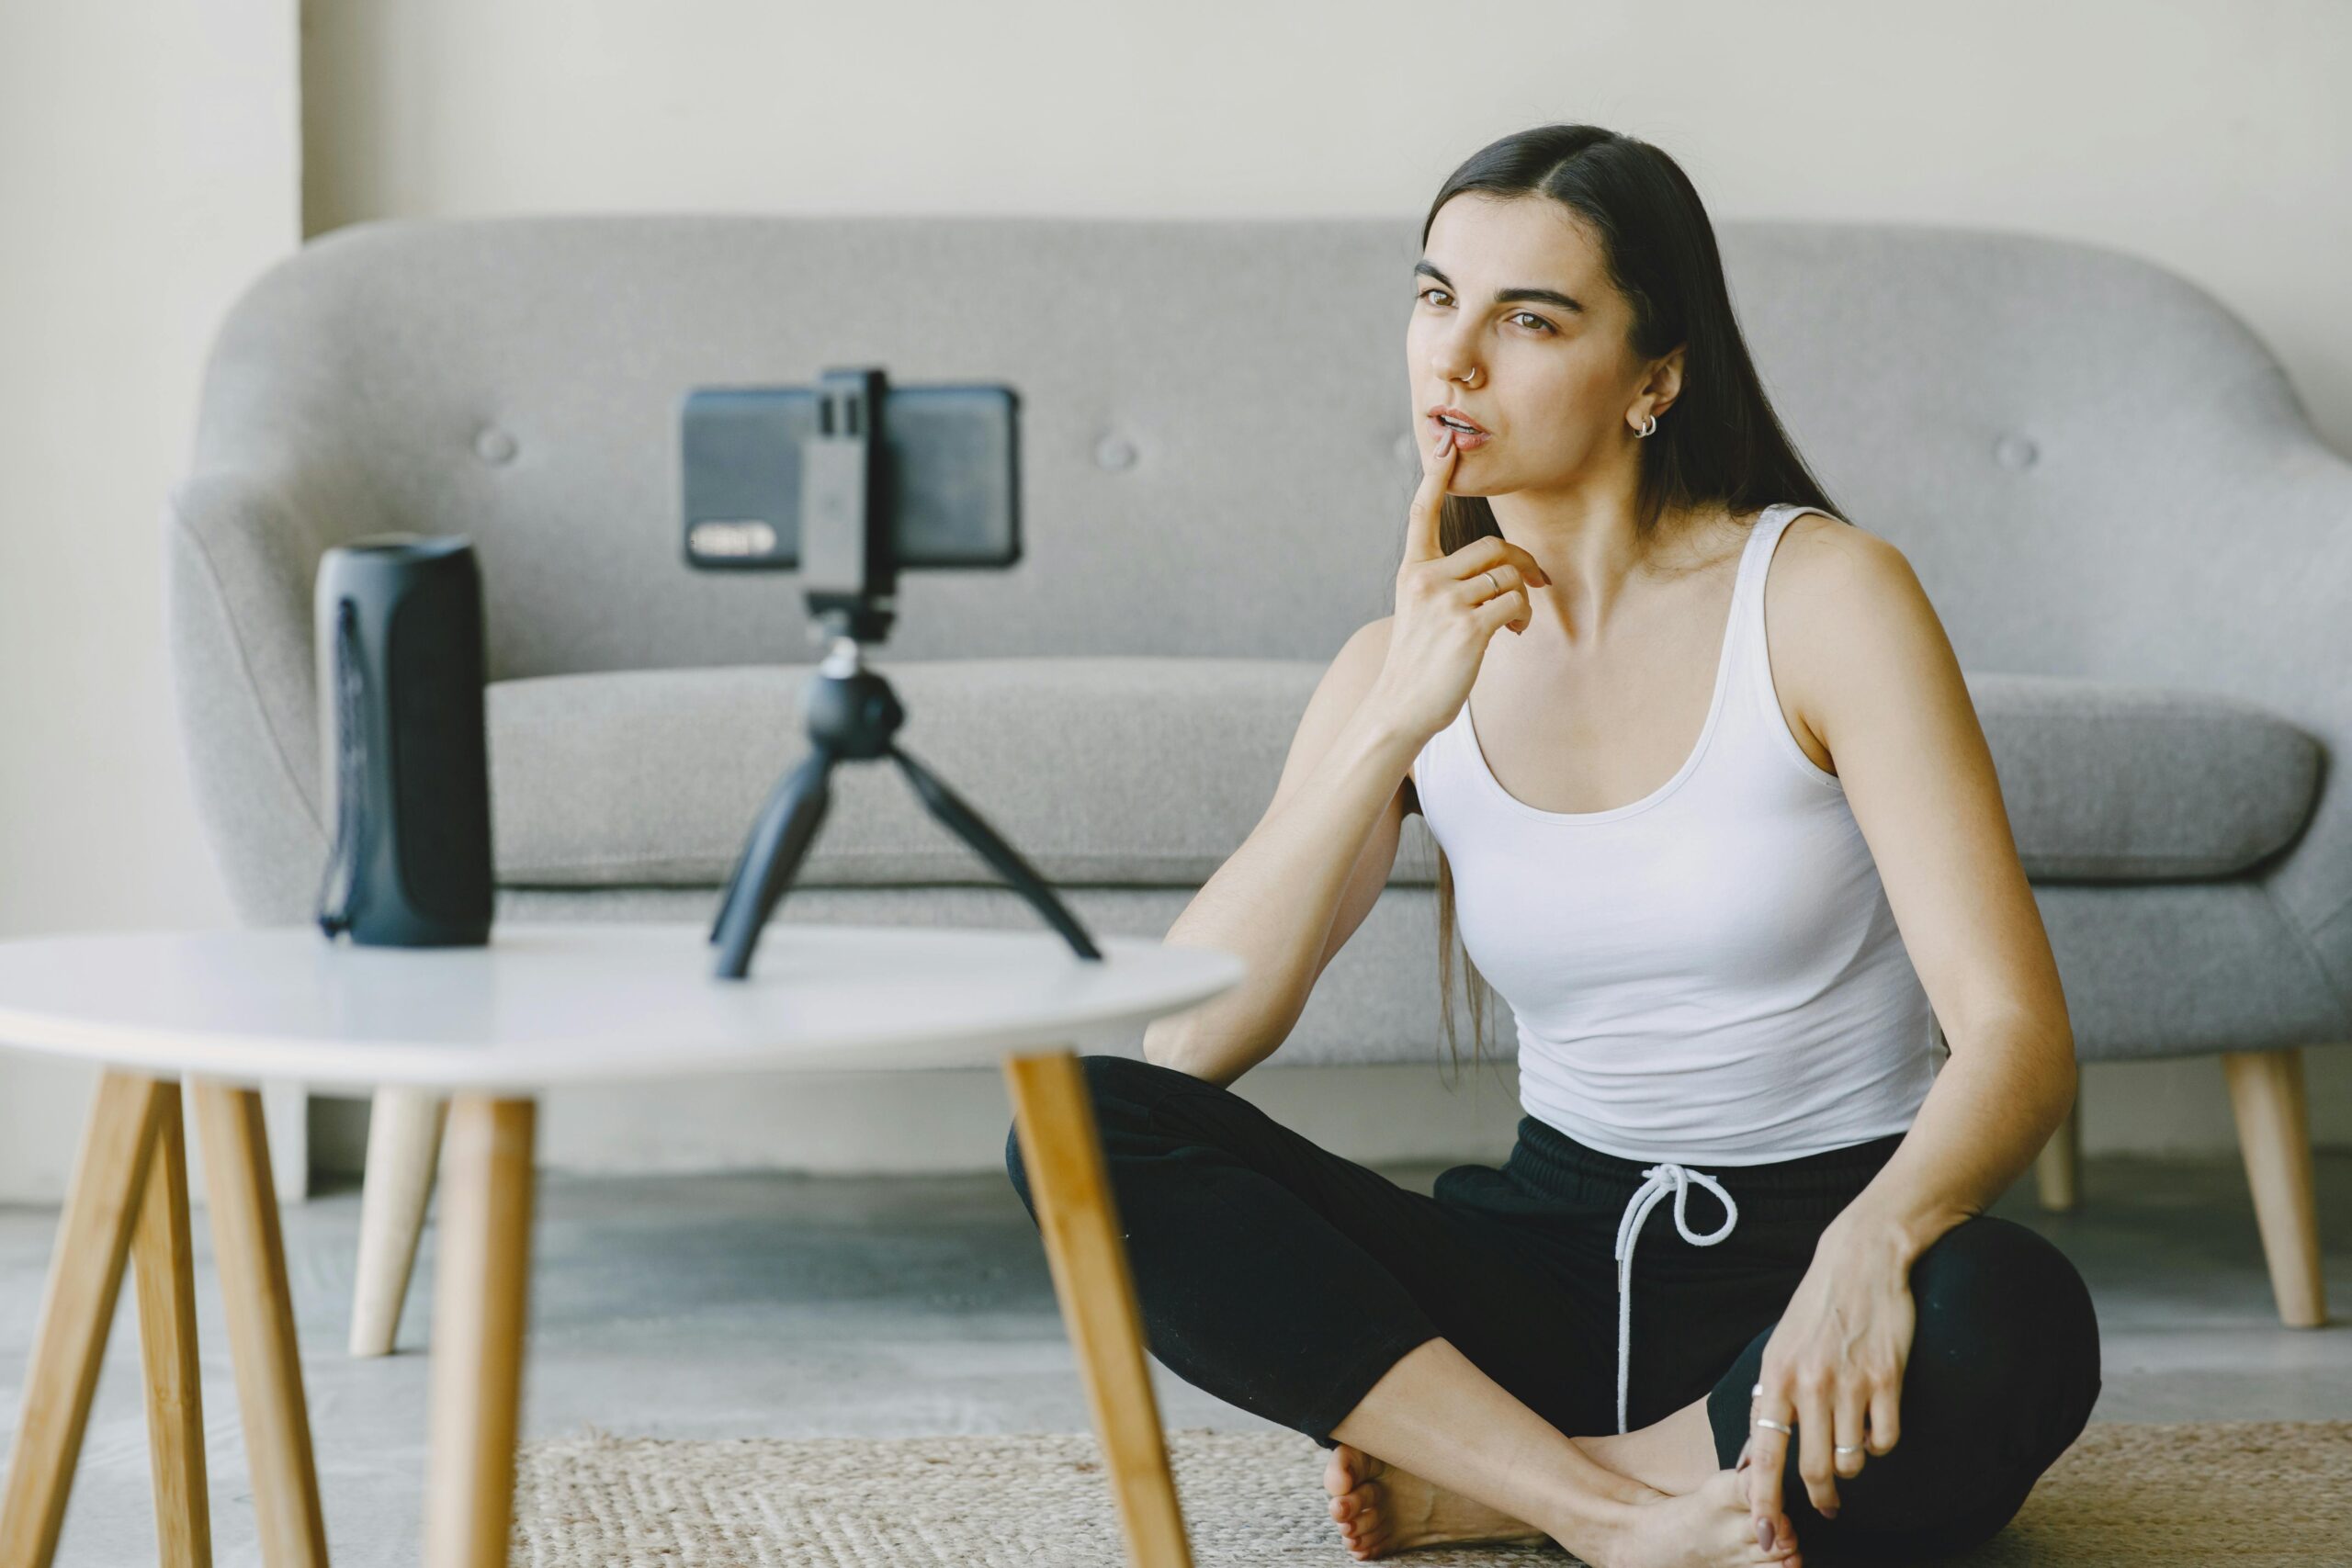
[680,382,1021,570]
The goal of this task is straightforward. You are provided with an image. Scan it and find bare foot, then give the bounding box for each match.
[1323,1441,1550,1560]
[1601,1467,1802,1568]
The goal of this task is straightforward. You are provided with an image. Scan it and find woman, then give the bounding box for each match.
[1007,123,2100,1568]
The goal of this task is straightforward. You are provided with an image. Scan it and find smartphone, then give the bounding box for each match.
[680,382,1021,571]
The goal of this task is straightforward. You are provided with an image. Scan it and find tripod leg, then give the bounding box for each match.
[889,746,1102,961]
[708,832,751,943]
[711,749,835,979]
[709,765,797,943]
[709,748,827,948]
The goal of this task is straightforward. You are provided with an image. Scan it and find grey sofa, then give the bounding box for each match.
[166,214,2346,1352]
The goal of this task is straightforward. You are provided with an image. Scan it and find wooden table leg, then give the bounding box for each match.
[1002,1051,1193,1568]
[131,1083,213,1568]
[349,1088,449,1358]
[423,1097,536,1568]
[188,1081,330,1568]
[0,1070,168,1568]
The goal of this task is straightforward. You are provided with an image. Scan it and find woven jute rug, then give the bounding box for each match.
[511,1420,2352,1566]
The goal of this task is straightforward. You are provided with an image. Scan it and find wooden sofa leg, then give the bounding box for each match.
[2033,1090,2082,1212]
[350,1087,449,1357]
[2221,1046,2328,1328]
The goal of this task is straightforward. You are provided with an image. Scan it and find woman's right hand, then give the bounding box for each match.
[1365,419,1554,745]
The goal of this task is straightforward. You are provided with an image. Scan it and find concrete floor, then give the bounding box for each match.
[5,1149,2349,1566]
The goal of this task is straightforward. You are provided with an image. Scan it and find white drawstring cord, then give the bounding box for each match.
[1612,1162,1740,1434]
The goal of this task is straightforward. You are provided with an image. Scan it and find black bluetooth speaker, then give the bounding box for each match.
[312,536,494,946]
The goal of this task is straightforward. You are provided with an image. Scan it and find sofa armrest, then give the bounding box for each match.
[2189,437,2352,1019]
[163,468,353,926]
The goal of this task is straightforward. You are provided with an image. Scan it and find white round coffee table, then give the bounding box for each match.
[0,921,1242,1568]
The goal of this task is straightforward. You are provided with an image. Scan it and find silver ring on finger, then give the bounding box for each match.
[1753,1417,1793,1435]
[1482,569,1500,597]
[1835,1444,1865,1455]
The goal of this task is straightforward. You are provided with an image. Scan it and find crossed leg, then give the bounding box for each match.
[1322,1340,1763,1566]
[1005,1057,1796,1567]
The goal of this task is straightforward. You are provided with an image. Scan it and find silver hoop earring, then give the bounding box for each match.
[1634,412,1657,439]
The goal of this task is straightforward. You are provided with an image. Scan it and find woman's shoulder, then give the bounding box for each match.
[1758,507,1939,762]
[1770,506,1906,589]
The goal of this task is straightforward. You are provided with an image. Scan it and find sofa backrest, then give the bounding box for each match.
[189,213,2315,687]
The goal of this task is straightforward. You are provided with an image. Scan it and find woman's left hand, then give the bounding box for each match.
[1739,1220,1919,1551]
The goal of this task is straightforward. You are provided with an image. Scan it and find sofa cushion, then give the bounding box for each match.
[1963,671,2320,880]
[486,659,2319,890]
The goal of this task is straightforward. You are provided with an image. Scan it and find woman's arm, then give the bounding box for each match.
[1144,619,1420,1088]
[1774,516,2080,1251]
[1742,517,2079,1544]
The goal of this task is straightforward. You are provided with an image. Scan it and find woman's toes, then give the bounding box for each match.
[1327,1457,1380,1519]
[1327,1444,1392,1556]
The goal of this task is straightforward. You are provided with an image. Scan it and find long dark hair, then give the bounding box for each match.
[1419,124,1846,1077]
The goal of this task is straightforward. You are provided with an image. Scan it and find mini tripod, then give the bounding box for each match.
[707,367,1102,980]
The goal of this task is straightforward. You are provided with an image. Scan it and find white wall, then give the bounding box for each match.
[0,0,307,1202]
[301,0,2352,449]
[6,4,2346,1197]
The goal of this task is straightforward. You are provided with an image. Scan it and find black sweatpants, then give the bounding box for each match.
[1004,1055,2102,1563]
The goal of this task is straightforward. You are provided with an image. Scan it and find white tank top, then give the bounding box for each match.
[1410,502,1939,1168]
